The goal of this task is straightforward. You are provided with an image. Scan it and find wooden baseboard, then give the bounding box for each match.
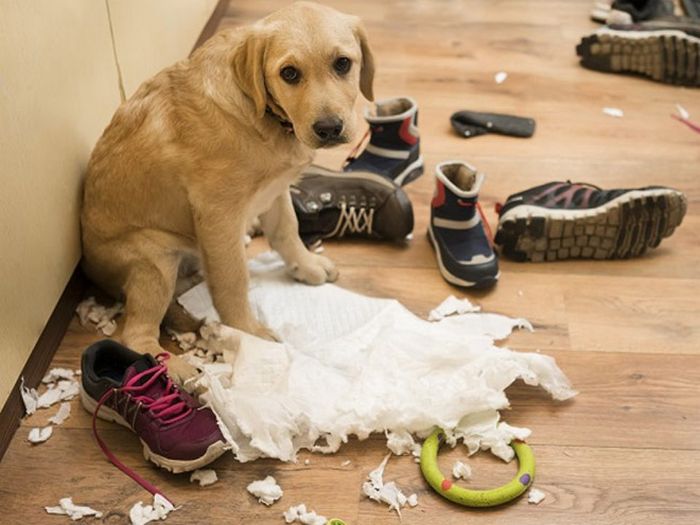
[191,0,229,54]
[0,266,88,461]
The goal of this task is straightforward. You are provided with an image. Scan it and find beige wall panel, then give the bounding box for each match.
[0,1,122,406]
[108,0,219,97]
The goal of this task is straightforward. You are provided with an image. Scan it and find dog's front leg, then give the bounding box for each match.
[194,208,275,340]
[261,191,338,285]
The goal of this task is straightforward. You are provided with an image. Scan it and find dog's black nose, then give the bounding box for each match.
[313,117,343,142]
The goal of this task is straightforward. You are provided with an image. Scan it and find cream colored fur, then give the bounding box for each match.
[81,2,374,383]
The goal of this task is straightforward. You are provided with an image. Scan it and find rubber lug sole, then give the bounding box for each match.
[495,190,687,262]
[576,29,700,86]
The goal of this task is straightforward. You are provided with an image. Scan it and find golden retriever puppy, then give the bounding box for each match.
[81,1,374,382]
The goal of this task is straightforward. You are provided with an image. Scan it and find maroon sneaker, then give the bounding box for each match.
[80,340,228,480]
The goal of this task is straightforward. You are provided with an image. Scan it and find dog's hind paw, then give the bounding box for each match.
[288,253,338,285]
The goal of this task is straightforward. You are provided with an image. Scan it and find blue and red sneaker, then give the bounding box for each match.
[494,181,687,262]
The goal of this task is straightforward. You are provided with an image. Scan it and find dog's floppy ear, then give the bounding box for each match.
[232,27,269,119]
[353,20,375,101]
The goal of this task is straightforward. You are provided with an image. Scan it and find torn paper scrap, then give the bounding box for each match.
[283,504,327,525]
[129,494,175,525]
[190,469,218,487]
[28,426,53,444]
[602,107,624,118]
[452,460,472,480]
[676,103,690,120]
[362,454,413,516]
[407,494,418,507]
[76,297,123,336]
[37,379,80,409]
[428,295,481,321]
[45,497,103,521]
[494,71,508,84]
[247,475,283,506]
[48,402,71,425]
[340,460,351,467]
[385,430,421,457]
[42,368,76,384]
[528,487,546,504]
[186,252,575,464]
[20,377,39,416]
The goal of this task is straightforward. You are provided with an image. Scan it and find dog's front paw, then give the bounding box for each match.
[288,254,338,285]
[164,354,201,389]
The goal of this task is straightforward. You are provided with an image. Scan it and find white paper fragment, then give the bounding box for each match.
[37,379,80,409]
[20,377,39,416]
[42,368,75,384]
[676,103,690,120]
[45,497,103,521]
[129,494,175,525]
[452,460,472,480]
[340,460,351,467]
[428,295,481,321]
[48,402,71,425]
[362,454,412,516]
[602,107,624,118]
[407,493,418,507]
[495,71,508,84]
[28,426,53,444]
[385,430,421,457]
[304,459,311,465]
[183,253,575,464]
[189,469,218,487]
[247,475,283,506]
[528,487,546,504]
[283,504,327,525]
[76,297,123,335]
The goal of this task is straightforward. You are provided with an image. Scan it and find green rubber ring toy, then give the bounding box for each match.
[420,428,535,507]
[327,520,346,525]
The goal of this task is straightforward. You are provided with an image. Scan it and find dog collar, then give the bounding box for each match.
[265,106,294,134]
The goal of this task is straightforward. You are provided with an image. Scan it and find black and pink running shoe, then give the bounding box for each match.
[80,340,227,500]
[494,182,686,262]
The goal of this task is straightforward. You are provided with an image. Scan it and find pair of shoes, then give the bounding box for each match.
[80,340,227,501]
[578,0,700,86]
[292,97,422,245]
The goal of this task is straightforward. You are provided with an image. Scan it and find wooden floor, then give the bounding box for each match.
[2,1,699,524]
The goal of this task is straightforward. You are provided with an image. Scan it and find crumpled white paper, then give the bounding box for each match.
[247,475,283,506]
[37,379,79,409]
[76,297,123,336]
[283,504,327,525]
[528,487,546,504]
[45,497,102,521]
[428,295,481,321]
[361,454,414,516]
[179,253,575,464]
[20,377,39,415]
[129,494,175,525]
[42,368,76,384]
[48,402,71,425]
[189,468,218,487]
[28,426,53,444]
[452,460,472,480]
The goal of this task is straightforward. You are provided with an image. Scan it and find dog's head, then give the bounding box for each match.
[232,2,374,148]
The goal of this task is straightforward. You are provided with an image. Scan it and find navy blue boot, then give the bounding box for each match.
[428,161,499,289]
[344,97,424,186]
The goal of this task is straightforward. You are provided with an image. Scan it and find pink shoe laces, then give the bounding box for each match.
[92,353,191,504]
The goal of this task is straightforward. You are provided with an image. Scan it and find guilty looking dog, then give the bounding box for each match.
[81,2,374,383]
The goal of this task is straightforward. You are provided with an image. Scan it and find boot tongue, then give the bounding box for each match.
[122,354,168,399]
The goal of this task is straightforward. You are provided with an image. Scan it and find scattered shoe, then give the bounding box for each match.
[606,0,675,24]
[344,96,424,186]
[576,19,700,86]
[428,161,499,289]
[292,164,414,244]
[494,181,687,262]
[81,340,227,477]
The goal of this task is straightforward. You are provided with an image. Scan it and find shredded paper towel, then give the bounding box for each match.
[178,252,575,463]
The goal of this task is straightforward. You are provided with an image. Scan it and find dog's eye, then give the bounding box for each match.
[280,66,300,84]
[333,56,351,75]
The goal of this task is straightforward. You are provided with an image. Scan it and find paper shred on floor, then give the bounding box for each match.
[42,368,76,384]
[190,469,218,487]
[385,430,421,458]
[452,460,473,480]
[76,296,123,336]
[20,377,39,416]
[129,494,176,525]
[340,460,351,466]
[676,103,690,120]
[37,379,79,409]
[407,493,418,507]
[602,107,624,118]
[362,454,414,516]
[494,71,508,84]
[247,475,283,506]
[428,295,481,321]
[48,402,71,425]
[28,426,53,444]
[283,504,327,525]
[45,497,103,521]
[528,487,546,504]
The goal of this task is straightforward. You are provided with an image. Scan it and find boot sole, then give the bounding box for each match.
[495,189,686,262]
[576,28,700,86]
[427,225,499,289]
[80,385,228,473]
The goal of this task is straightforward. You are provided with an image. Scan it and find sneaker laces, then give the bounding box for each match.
[671,112,700,135]
[91,353,190,505]
[343,128,371,167]
[328,201,375,237]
